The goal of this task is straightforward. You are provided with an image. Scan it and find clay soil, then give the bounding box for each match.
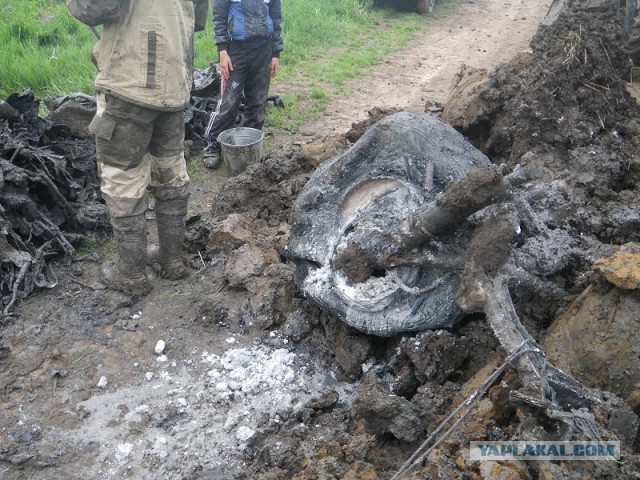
[3,1,640,479]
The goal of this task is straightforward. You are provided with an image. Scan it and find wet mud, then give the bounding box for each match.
[1,1,640,479]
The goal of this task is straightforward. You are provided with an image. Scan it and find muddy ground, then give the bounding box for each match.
[2,0,640,479]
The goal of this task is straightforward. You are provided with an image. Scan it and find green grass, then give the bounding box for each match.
[1,0,443,130]
[0,0,96,98]
[278,0,376,67]
[266,92,319,132]
[75,234,111,257]
[266,10,430,133]
[186,154,210,183]
[295,16,423,85]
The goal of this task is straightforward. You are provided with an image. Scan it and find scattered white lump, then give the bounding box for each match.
[155,340,166,355]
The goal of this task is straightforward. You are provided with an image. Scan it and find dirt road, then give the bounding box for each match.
[307,0,553,136]
[1,1,561,479]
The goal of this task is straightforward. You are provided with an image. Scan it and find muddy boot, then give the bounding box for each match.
[102,214,152,296]
[155,197,189,280]
[203,145,221,169]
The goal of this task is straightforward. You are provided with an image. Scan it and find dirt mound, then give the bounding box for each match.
[449,2,640,247]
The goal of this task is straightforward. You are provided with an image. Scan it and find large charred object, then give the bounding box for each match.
[287,112,638,433]
[288,112,497,336]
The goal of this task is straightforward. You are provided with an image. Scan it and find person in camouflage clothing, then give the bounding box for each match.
[67,0,208,296]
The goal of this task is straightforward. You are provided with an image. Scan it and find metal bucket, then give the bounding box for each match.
[217,127,264,176]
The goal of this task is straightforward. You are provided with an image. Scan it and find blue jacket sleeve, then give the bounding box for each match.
[270,0,284,56]
[213,0,231,51]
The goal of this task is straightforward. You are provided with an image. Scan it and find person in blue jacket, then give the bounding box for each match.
[203,0,284,169]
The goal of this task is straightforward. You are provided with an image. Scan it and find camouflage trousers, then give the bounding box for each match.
[90,94,190,218]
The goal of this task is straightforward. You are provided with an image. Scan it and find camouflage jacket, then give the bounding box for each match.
[68,0,209,111]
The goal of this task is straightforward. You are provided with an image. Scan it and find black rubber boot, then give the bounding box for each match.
[156,213,188,279]
[203,144,221,169]
[154,197,189,280]
[102,214,152,296]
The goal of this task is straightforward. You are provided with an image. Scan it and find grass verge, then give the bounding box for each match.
[1,0,449,133]
[266,12,429,133]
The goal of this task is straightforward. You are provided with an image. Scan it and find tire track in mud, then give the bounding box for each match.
[308,0,553,137]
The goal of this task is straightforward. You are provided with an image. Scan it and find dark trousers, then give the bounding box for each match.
[205,41,272,149]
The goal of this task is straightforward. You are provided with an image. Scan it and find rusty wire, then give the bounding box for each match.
[389,340,537,480]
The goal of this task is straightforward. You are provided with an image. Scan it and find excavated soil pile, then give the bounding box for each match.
[443,2,640,332]
[451,3,640,248]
